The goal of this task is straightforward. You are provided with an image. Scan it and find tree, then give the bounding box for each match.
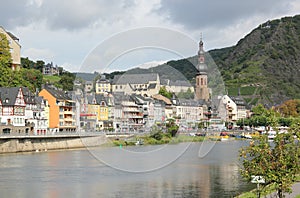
[240,119,300,197]
[276,99,300,117]
[159,86,172,99]
[21,57,35,69]
[20,68,43,91]
[0,33,11,68]
[166,119,179,137]
[177,88,194,99]
[57,72,75,91]
[35,60,45,72]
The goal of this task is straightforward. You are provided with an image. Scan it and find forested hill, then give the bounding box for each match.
[158,15,300,106]
[211,14,300,106]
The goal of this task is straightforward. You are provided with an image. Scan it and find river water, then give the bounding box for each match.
[0,140,254,198]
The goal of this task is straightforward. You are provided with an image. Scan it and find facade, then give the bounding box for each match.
[39,87,76,133]
[222,95,247,122]
[0,26,21,70]
[112,73,160,97]
[0,87,33,135]
[85,81,93,93]
[175,99,204,123]
[152,94,174,119]
[22,87,48,135]
[95,75,111,94]
[195,38,210,102]
[162,79,194,94]
[42,62,60,75]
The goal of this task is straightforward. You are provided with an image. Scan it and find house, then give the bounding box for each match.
[152,94,174,120]
[0,26,21,70]
[0,87,32,135]
[111,73,160,97]
[85,81,93,93]
[39,86,77,133]
[21,87,48,135]
[28,96,49,135]
[113,94,144,132]
[175,99,205,123]
[222,95,247,122]
[95,75,111,94]
[161,79,194,94]
[42,62,60,75]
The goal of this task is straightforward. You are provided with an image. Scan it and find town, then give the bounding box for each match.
[0,26,248,136]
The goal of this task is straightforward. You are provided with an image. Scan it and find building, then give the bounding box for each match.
[152,94,174,120]
[113,94,144,132]
[112,73,160,97]
[0,26,21,70]
[175,99,205,123]
[162,79,194,94]
[42,62,60,75]
[0,87,32,135]
[195,38,210,102]
[85,81,93,93]
[222,95,247,122]
[95,75,111,94]
[39,86,77,133]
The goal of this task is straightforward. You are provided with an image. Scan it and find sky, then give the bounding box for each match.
[1,0,299,73]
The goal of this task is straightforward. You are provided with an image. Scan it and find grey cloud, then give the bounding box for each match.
[0,0,39,29]
[0,0,136,30]
[157,0,293,29]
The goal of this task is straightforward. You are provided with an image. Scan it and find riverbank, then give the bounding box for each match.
[112,134,206,146]
[0,134,107,154]
[236,176,300,198]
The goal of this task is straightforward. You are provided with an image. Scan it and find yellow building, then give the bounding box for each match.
[39,87,76,132]
[0,26,21,70]
[87,94,110,130]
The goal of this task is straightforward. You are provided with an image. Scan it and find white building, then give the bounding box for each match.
[222,95,247,122]
[112,73,160,97]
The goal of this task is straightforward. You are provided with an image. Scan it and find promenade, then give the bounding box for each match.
[265,182,300,198]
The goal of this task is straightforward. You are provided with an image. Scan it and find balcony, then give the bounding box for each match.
[123,108,142,113]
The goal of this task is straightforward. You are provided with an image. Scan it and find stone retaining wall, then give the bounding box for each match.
[0,135,108,154]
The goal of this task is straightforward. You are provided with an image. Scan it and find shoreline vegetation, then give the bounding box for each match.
[111,134,207,147]
[235,175,300,198]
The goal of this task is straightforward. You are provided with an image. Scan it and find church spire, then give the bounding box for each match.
[197,34,207,72]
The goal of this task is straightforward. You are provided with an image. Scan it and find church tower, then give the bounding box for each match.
[195,37,210,101]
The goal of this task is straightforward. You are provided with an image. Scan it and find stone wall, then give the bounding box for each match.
[0,135,108,154]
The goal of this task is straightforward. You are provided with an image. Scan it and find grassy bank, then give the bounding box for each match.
[111,133,206,147]
[236,175,300,198]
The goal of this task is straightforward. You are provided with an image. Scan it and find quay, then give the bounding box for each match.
[0,133,108,154]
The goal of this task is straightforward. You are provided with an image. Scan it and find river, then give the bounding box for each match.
[0,140,254,197]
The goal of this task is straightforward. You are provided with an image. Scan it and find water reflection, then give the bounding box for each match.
[0,141,254,197]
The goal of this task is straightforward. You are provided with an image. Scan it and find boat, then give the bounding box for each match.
[135,140,144,145]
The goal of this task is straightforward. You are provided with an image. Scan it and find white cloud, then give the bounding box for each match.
[1,0,299,72]
[22,48,55,62]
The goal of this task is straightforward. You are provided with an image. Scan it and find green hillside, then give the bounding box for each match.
[151,14,300,107]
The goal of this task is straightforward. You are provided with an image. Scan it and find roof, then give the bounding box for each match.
[152,94,172,105]
[177,98,203,107]
[0,87,21,106]
[21,87,36,104]
[112,73,158,85]
[7,32,19,41]
[229,96,246,106]
[169,80,191,87]
[43,87,72,100]
[148,83,157,89]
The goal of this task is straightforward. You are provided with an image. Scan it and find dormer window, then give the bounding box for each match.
[5,98,9,103]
